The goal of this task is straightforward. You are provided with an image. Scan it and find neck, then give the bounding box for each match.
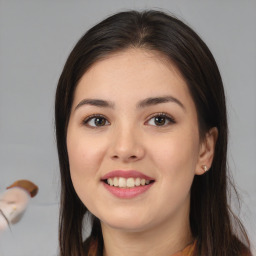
[101,201,192,256]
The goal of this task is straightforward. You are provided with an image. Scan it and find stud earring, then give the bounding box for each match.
[202,165,208,173]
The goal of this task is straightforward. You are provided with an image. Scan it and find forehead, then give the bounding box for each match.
[73,48,194,109]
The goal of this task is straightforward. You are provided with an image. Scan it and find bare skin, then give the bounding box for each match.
[67,49,217,256]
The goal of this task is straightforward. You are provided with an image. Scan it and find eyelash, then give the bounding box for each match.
[82,112,176,128]
[82,114,110,128]
[145,112,176,126]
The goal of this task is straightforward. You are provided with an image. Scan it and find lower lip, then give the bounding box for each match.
[102,182,154,199]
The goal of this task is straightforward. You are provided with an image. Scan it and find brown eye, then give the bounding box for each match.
[94,117,107,126]
[147,113,175,127]
[83,115,110,127]
[154,116,166,126]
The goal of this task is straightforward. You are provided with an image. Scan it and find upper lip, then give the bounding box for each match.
[101,170,155,181]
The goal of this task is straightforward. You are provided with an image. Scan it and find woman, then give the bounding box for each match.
[55,10,251,256]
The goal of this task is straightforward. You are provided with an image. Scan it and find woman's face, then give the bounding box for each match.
[67,49,211,232]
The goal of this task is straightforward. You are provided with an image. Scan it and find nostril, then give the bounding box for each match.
[111,155,137,160]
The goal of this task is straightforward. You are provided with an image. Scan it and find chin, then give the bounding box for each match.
[102,220,149,233]
[98,211,153,233]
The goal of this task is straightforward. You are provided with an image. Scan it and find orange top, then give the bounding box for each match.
[172,241,196,256]
[87,239,196,256]
[86,237,252,256]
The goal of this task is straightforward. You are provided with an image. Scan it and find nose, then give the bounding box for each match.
[109,125,145,163]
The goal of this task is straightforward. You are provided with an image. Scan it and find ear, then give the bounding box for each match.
[195,127,218,175]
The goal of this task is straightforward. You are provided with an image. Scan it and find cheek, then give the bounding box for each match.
[66,133,104,209]
[67,130,105,175]
[149,127,200,193]
[150,133,199,213]
[153,131,199,170]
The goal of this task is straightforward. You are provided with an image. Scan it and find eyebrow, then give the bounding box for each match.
[137,96,185,110]
[75,95,185,111]
[75,99,114,110]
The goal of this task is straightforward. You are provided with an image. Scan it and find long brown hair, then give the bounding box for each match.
[55,10,251,256]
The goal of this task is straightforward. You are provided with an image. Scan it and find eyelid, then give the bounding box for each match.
[81,112,175,127]
[145,112,176,126]
[82,114,110,127]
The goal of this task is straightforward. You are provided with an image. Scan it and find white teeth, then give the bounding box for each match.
[113,177,119,187]
[135,178,141,186]
[119,177,126,188]
[127,178,135,188]
[107,178,113,186]
[106,177,151,188]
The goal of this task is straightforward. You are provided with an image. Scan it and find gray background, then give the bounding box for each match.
[0,0,255,255]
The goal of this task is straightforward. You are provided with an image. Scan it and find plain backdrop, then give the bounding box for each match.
[0,1,255,255]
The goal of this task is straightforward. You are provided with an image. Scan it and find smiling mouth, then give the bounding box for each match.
[103,177,155,188]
